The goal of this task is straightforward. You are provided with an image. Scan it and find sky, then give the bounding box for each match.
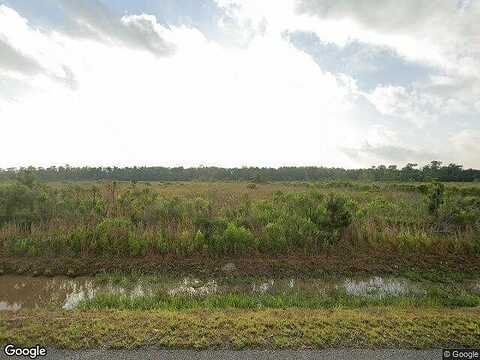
[0,0,479,169]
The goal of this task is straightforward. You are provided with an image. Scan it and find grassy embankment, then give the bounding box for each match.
[1,307,479,349]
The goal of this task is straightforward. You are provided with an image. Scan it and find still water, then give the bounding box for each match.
[1,275,478,311]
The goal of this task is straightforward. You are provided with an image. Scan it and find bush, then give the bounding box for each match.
[95,218,133,256]
[153,232,169,254]
[128,236,149,256]
[220,222,255,255]
[70,226,95,256]
[175,230,197,256]
[0,184,37,226]
[194,230,207,253]
[428,181,444,215]
[434,195,480,232]
[261,222,288,255]
[11,237,36,256]
[325,195,353,230]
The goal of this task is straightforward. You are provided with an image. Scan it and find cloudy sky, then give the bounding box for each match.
[0,0,479,169]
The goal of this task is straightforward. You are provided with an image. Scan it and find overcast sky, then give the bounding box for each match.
[0,0,479,169]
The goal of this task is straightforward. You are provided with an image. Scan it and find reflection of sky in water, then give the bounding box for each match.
[472,281,480,294]
[253,279,274,294]
[168,278,218,297]
[0,301,21,311]
[62,281,97,310]
[342,277,411,298]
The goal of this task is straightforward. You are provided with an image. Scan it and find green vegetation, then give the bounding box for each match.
[2,161,480,182]
[2,307,479,349]
[0,175,479,259]
[78,287,480,311]
[2,171,478,351]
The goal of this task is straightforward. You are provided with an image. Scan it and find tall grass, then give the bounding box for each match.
[0,180,479,257]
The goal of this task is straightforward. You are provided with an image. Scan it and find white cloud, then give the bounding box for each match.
[450,130,480,168]
[59,0,175,56]
[0,1,479,169]
[296,0,480,75]
[365,86,441,128]
[0,4,360,168]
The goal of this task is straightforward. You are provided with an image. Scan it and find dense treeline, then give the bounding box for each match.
[0,161,479,182]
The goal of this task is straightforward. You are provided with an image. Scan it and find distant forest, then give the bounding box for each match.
[0,161,479,183]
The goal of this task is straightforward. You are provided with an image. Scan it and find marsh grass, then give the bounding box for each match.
[0,180,479,258]
[78,286,480,310]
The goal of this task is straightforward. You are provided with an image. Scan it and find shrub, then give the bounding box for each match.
[153,232,169,254]
[220,222,255,255]
[428,181,444,215]
[194,230,207,253]
[95,218,133,256]
[0,184,37,226]
[142,203,162,226]
[434,195,480,232]
[157,197,185,228]
[70,226,95,256]
[261,222,288,255]
[175,230,198,256]
[128,236,149,256]
[325,195,353,230]
[11,237,36,256]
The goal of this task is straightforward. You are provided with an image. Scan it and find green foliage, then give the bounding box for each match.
[262,222,288,255]
[434,195,480,232]
[78,284,480,311]
[128,236,149,257]
[0,179,479,258]
[428,181,444,215]
[219,223,255,256]
[15,170,37,189]
[0,184,37,226]
[11,237,36,256]
[153,232,169,254]
[70,226,95,256]
[326,195,353,229]
[2,162,480,182]
[95,218,133,256]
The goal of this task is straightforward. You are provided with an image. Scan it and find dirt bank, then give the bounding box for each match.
[1,253,479,278]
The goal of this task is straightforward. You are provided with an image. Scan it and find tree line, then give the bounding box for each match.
[0,161,479,182]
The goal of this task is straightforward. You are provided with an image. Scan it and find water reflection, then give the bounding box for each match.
[342,276,413,298]
[0,275,478,311]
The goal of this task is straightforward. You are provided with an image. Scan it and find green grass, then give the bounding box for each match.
[77,287,480,311]
[2,307,479,349]
[91,270,479,287]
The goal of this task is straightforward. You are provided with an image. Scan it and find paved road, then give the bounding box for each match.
[1,349,443,360]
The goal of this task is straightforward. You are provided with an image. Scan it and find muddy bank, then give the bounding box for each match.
[1,253,479,278]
